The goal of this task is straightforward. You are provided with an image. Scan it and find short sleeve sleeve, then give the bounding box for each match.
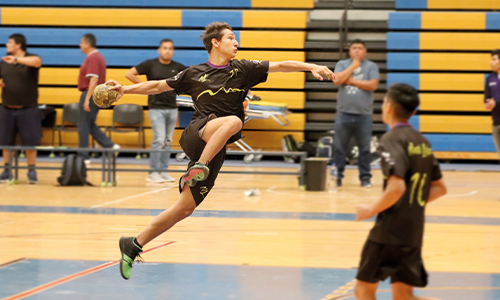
[485,75,491,101]
[240,59,269,88]
[367,62,380,80]
[334,60,347,73]
[135,60,150,76]
[431,156,442,182]
[86,55,100,78]
[165,68,191,94]
[378,140,410,179]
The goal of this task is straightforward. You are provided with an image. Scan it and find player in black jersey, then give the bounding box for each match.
[105,21,346,280]
[354,83,447,300]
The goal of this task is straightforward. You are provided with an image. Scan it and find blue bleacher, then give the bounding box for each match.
[425,134,497,152]
[0,28,240,47]
[30,48,208,67]
[0,0,252,8]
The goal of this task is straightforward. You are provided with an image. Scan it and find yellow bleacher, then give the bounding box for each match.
[426,0,500,10]
[0,4,310,150]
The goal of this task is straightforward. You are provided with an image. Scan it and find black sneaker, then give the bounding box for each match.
[336,178,342,187]
[181,162,210,187]
[0,169,12,183]
[119,237,143,280]
[361,179,373,188]
[27,170,37,184]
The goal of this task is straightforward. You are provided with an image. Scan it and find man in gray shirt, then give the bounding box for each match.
[333,39,380,187]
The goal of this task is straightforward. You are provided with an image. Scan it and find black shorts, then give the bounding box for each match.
[356,240,428,287]
[0,105,41,146]
[178,115,226,206]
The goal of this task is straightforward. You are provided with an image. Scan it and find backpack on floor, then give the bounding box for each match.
[57,154,92,186]
[316,130,335,165]
[282,134,300,163]
[298,140,317,158]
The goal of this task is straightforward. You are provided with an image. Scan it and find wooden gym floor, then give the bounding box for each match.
[1,159,500,300]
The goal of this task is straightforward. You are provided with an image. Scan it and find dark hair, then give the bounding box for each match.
[386,83,420,120]
[350,39,365,48]
[82,33,97,48]
[200,21,233,53]
[159,38,173,47]
[492,49,500,58]
[9,33,27,51]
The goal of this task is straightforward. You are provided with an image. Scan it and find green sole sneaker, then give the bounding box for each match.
[119,237,143,280]
[182,163,209,187]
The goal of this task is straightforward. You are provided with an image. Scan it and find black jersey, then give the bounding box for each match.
[0,52,40,107]
[165,59,269,130]
[135,58,186,110]
[368,124,442,247]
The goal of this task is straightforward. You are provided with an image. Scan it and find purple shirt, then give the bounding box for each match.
[485,72,500,125]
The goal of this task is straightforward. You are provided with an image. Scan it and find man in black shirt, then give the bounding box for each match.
[126,39,186,183]
[0,34,42,184]
[354,83,447,300]
[106,21,338,280]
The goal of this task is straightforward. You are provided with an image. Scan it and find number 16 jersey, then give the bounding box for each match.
[368,124,442,247]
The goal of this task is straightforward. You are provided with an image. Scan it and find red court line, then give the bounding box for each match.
[3,241,176,300]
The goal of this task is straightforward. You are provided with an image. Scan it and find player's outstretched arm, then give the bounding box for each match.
[356,175,406,221]
[427,179,447,203]
[106,79,174,102]
[268,61,335,81]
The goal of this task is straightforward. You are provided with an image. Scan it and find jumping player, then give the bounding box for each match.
[354,83,447,300]
[105,21,340,280]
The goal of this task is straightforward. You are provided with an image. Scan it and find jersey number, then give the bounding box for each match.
[410,172,427,207]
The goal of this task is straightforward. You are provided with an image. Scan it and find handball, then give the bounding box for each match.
[92,83,118,108]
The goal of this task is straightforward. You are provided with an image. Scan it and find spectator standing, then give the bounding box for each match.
[0,33,42,184]
[333,39,380,188]
[485,49,500,161]
[126,39,186,183]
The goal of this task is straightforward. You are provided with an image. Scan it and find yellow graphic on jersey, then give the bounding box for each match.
[408,142,432,158]
[200,186,209,198]
[196,86,245,100]
[199,74,210,83]
[230,68,239,78]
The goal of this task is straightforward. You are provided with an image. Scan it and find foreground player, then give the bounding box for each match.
[106,21,338,280]
[355,83,447,300]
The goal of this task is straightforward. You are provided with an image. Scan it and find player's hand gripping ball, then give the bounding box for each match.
[92,83,118,108]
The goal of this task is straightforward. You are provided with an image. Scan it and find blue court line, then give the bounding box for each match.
[1,205,500,226]
[0,259,105,299]
[2,259,500,300]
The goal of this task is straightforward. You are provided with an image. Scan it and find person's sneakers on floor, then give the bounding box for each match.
[146,172,165,183]
[112,144,121,157]
[181,162,209,187]
[160,172,175,182]
[336,178,342,187]
[119,237,143,280]
[361,179,373,188]
[27,170,37,184]
[0,169,12,183]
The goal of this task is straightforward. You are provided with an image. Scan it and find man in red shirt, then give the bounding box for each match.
[77,33,118,164]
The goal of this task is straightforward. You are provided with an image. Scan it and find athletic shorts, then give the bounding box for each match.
[0,105,41,146]
[178,115,226,206]
[356,240,428,287]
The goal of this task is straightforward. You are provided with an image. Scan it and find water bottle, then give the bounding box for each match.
[329,163,337,192]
